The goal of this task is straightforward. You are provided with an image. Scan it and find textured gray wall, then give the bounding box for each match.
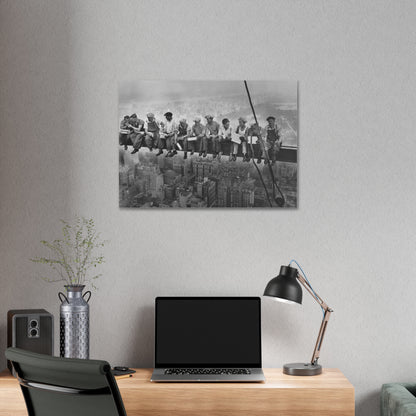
[1,1,416,414]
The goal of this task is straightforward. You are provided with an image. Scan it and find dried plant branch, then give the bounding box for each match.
[30,217,107,289]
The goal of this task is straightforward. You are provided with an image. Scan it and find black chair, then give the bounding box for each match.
[5,347,127,416]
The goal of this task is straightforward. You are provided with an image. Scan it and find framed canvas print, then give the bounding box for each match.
[119,80,297,208]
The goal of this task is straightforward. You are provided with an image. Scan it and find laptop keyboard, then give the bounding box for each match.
[164,368,251,375]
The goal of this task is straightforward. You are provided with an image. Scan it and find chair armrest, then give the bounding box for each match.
[381,383,416,416]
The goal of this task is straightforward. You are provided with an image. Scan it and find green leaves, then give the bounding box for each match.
[30,216,107,289]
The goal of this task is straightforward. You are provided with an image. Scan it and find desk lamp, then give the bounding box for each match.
[263,263,333,376]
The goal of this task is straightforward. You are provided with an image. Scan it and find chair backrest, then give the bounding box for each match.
[5,347,126,416]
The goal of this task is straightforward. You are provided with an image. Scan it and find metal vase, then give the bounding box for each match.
[59,285,91,359]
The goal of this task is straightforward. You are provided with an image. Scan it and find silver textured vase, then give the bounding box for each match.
[59,285,91,359]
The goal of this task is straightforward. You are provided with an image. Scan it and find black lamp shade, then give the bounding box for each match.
[263,265,302,304]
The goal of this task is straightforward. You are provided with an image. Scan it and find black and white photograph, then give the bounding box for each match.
[119,80,298,208]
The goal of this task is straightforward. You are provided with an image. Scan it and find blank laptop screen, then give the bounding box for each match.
[155,297,261,368]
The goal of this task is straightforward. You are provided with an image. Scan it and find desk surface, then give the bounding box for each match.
[0,368,354,416]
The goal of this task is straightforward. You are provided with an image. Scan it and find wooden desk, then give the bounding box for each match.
[0,368,354,415]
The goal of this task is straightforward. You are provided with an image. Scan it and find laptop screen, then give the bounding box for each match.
[155,297,261,368]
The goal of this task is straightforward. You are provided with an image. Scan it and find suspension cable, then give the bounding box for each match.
[244,81,286,207]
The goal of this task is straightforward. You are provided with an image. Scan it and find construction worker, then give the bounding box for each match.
[264,116,282,165]
[144,113,160,152]
[160,112,178,157]
[235,117,250,162]
[191,117,206,157]
[119,115,131,150]
[177,118,191,159]
[203,115,220,158]
[246,123,263,164]
[218,118,233,162]
[198,117,208,157]
[129,113,145,154]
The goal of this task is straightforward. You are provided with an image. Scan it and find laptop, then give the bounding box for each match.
[151,297,265,382]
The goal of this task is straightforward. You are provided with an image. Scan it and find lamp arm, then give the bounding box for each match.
[297,274,333,365]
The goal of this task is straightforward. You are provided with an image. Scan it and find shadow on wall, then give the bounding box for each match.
[0,322,6,363]
[130,305,155,367]
[0,0,73,369]
[356,389,380,416]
